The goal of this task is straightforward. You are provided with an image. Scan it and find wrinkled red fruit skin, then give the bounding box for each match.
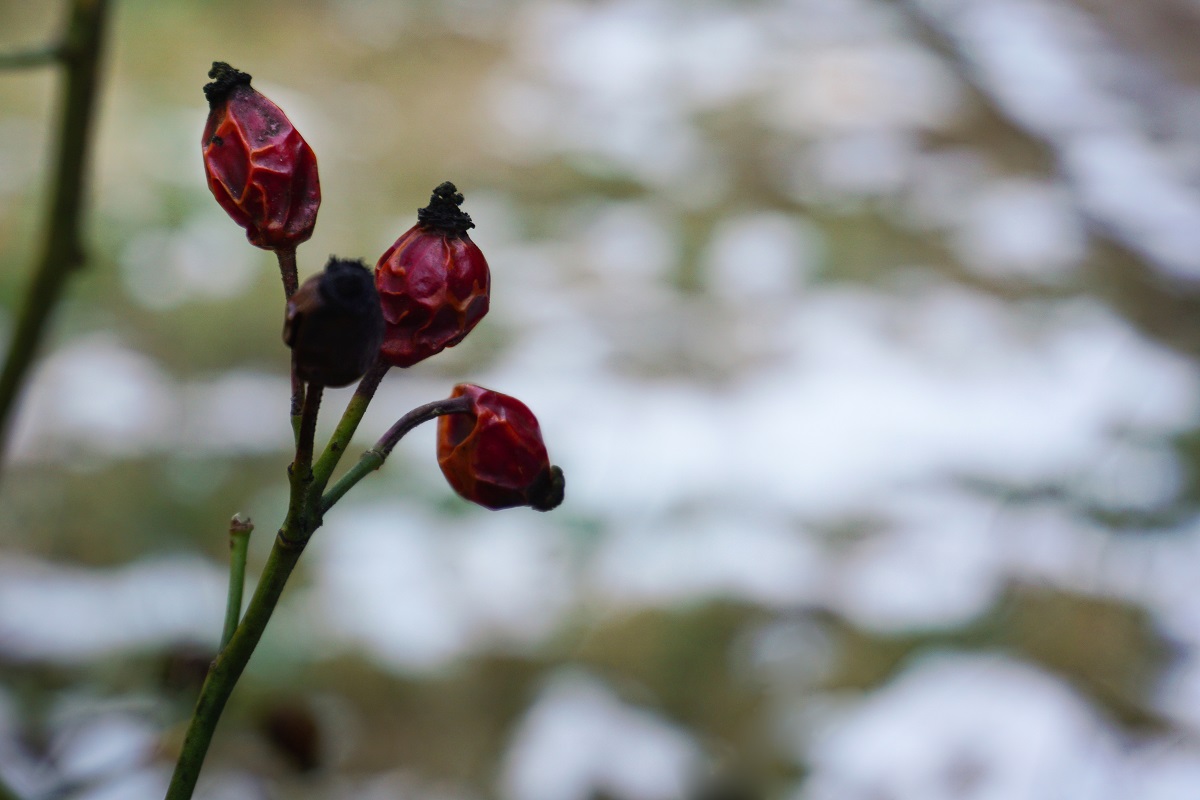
[375,224,490,368]
[438,384,552,510]
[202,85,320,250]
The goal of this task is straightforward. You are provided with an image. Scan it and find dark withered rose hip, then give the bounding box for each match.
[284,258,385,387]
[376,182,491,368]
[437,384,564,511]
[202,62,321,250]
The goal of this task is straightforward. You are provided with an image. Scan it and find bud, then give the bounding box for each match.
[376,182,490,368]
[202,62,320,250]
[284,258,384,387]
[437,384,564,511]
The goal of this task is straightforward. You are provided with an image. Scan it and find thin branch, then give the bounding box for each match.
[220,515,253,650]
[277,247,306,443]
[288,353,305,444]
[168,385,325,799]
[0,44,62,69]
[278,382,323,547]
[321,450,385,513]
[308,358,390,495]
[321,395,471,513]
[294,383,322,477]
[376,395,472,457]
[165,349,464,800]
[0,0,109,478]
[165,535,306,800]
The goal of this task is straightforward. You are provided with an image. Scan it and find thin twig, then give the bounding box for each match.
[164,371,462,800]
[166,384,324,800]
[294,383,322,477]
[220,515,253,650]
[280,382,322,546]
[277,247,306,443]
[308,358,390,495]
[321,395,471,513]
[164,535,306,800]
[275,246,299,299]
[0,0,109,478]
[289,352,305,444]
[0,44,61,69]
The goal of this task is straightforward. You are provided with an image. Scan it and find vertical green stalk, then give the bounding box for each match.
[165,383,463,800]
[0,0,109,478]
[294,384,322,479]
[166,382,324,800]
[164,535,306,800]
[282,383,322,542]
[220,515,253,650]
[309,359,389,494]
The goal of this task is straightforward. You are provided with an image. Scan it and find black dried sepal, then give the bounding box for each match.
[416,181,475,236]
[203,61,253,108]
[529,465,565,512]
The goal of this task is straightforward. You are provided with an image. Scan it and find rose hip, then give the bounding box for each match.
[202,62,320,251]
[375,182,490,368]
[437,384,564,511]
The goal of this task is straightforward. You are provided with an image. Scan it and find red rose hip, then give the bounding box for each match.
[375,182,490,368]
[202,62,321,250]
[437,384,564,511]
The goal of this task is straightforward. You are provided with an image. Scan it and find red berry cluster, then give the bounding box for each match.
[201,62,562,512]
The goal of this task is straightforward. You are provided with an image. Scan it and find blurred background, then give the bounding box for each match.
[4,0,1200,797]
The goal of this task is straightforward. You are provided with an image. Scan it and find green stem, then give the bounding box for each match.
[164,377,452,799]
[164,534,306,800]
[165,383,325,800]
[321,396,471,513]
[321,449,383,512]
[282,383,322,538]
[294,383,322,475]
[220,515,253,650]
[309,359,389,495]
[0,44,61,69]
[0,0,109,479]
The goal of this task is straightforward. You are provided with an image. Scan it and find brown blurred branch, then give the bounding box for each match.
[0,0,109,479]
